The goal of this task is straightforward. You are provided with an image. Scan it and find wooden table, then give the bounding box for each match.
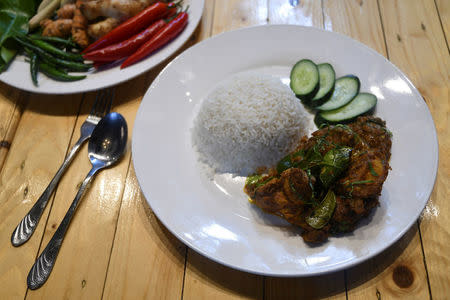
[0,0,448,299]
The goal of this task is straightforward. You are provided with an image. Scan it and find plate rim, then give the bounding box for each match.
[132,24,439,277]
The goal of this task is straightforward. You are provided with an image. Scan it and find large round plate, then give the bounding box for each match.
[0,0,204,94]
[132,25,438,276]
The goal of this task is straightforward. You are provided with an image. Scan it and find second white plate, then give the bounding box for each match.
[0,0,204,94]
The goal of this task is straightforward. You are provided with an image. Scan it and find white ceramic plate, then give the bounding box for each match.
[132,25,438,276]
[0,0,204,94]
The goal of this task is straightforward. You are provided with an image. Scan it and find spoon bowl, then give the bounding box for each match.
[89,112,128,168]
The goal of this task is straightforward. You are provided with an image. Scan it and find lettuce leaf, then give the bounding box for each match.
[0,0,38,72]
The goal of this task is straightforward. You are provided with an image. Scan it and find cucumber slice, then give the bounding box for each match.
[310,63,336,106]
[319,93,377,123]
[290,59,319,99]
[316,75,360,111]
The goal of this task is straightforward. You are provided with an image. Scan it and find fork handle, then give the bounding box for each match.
[11,136,88,247]
[27,166,99,290]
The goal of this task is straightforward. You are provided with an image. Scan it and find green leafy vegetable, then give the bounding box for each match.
[342,179,374,197]
[297,143,323,170]
[245,174,263,187]
[319,147,352,187]
[350,180,373,185]
[276,149,304,173]
[305,189,336,229]
[0,0,37,71]
[368,161,379,177]
[245,174,274,190]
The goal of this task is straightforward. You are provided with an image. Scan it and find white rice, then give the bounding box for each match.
[191,72,310,176]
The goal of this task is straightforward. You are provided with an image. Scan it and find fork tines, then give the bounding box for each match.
[91,88,115,117]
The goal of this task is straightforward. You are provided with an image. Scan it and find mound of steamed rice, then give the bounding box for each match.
[191,73,310,176]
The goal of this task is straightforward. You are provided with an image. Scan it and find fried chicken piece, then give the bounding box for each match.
[336,117,392,199]
[247,168,314,227]
[301,224,331,243]
[87,17,120,39]
[281,168,314,205]
[79,0,158,21]
[350,116,392,161]
[57,3,76,19]
[336,150,389,199]
[247,177,288,213]
[72,2,90,48]
[306,125,356,155]
[41,19,73,38]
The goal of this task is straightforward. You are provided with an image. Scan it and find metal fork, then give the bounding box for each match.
[11,89,114,247]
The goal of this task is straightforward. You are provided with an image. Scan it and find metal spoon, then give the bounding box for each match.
[27,112,128,290]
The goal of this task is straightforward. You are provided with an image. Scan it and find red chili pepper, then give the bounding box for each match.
[82,2,177,54]
[93,61,106,68]
[121,12,188,69]
[83,20,166,62]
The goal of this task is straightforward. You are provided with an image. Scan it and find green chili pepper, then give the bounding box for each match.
[40,55,92,72]
[305,189,336,229]
[319,147,352,187]
[39,62,86,81]
[29,34,78,49]
[24,47,39,86]
[14,36,92,72]
[30,53,39,86]
[28,38,83,62]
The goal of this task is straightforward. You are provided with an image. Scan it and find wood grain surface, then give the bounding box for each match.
[379,1,449,299]
[0,94,82,299]
[0,0,448,299]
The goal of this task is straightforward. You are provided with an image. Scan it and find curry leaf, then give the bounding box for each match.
[319,147,352,187]
[305,189,336,229]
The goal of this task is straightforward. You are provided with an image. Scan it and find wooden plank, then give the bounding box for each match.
[268,0,323,27]
[197,0,216,40]
[265,273,345,300]
[347,226,429,299]
[0,93,82,299]
[212,0,268,35]
[264,1,347,299]
[323,0,387,55]
[378,0,450,299]
[435,0,449,45]
[183,250,263,300]
[0,84,26,170]
[323,1,431,299]
[24,75,147,299]
[102,167,186,300]
[0,83,20,140]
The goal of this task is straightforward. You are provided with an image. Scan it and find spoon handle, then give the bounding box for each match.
[11,136,88,247]
[27,167,98,290]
